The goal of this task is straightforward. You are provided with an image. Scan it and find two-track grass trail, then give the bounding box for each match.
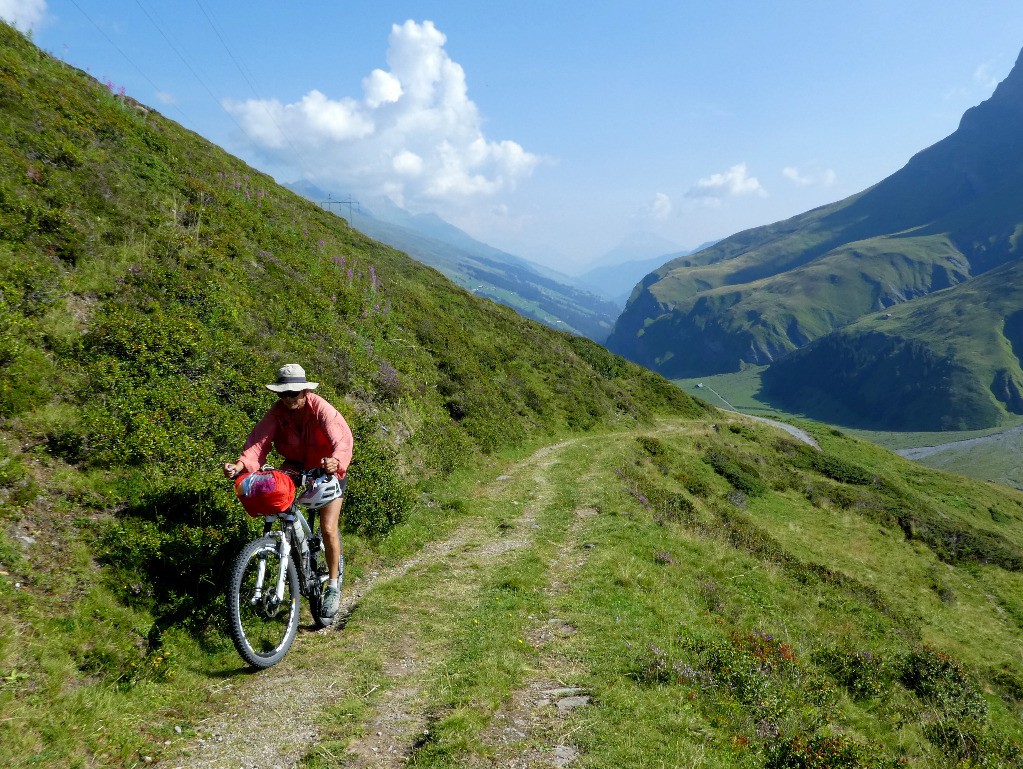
[157,411,1023,768]
[160,427,644,768]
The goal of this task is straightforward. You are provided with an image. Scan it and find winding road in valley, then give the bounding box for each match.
[895,423,1023,460]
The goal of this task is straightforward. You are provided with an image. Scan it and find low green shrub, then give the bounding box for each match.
[764,731,865,769]
[813,644,892,701]
[0,436,25,489]
[566,334,627,380]
[921,716,1023,767]
[343,435,414,537]
[776,440,874,486]
[705,448,767,497]
[97,475,255,631]
[637,436,667,458]
[898,644,988,720]
[990,664,1023,703]
[633,643,709,686]
[809,453,874,485]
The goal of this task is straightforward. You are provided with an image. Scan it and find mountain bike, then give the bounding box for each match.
[227,469,344,669]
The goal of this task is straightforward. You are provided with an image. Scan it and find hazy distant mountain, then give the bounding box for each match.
[577,235,716,305]
[583,232,682,271]
[285,184,620,341]
[606,46,1023,429]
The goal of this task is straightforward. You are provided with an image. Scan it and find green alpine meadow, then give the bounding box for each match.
[2,22,1023,768]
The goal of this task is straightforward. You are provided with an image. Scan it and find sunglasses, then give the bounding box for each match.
[277,390,305,399]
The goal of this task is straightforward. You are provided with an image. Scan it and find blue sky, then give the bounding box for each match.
[5,1,1023,273]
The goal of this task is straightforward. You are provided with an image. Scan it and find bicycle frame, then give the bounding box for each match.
[227,469,341,668]
[254,505,320,603]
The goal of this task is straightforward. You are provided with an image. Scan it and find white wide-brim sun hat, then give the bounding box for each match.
[265,363,320,393]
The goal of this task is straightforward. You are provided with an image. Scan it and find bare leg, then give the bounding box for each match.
[319,497,343,581]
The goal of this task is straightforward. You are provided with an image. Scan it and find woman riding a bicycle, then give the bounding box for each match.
[223,363,353,618]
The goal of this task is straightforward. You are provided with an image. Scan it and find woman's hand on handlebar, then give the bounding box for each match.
[223,461,244,479]
[320,456,344,477]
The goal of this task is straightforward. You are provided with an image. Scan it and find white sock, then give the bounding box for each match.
[327,578,338,589]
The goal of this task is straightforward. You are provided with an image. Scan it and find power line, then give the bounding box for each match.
[192,0,318,181]
[64,0,192,125]
[321,195,360,222]
[130,0,271,158]
[65,1,320,190]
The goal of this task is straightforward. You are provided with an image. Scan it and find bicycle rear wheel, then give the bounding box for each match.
[228,536,300,669]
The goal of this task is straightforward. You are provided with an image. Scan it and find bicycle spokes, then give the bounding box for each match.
[228,538,300,667]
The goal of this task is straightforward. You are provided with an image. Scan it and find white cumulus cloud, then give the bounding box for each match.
[782,165,836,187]
[225,19,540,211]
[363,69,403,108]
[688,163,766,199]
[0,0,45,30]
[637,192,673,221]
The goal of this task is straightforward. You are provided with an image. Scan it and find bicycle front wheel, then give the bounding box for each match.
[227,536,300,669]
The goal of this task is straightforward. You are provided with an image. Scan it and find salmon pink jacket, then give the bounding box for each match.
[236,392,353,476]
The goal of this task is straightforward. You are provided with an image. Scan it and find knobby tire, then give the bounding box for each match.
[228,536,300,669]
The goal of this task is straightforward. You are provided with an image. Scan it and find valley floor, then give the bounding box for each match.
[675,370,1023,489]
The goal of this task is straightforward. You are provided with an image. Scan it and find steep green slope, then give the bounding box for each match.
[761,259,1023,430]
[0,16,703,713]
[608,46,1023,389]
[0,20,699,481]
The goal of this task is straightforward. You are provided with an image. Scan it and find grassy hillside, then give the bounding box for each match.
[305,419,1023,768]
[0,19,704,758]
[11,411,1023,767]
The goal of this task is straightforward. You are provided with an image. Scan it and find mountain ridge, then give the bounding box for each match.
[607,46,1023,429]
[285,181,620,341]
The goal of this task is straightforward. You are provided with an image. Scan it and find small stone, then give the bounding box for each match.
[554,744,579,767]
[556,695,590,715]
[174,726,183,734]
[546,687,586,698]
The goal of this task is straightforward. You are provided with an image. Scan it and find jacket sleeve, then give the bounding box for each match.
[236,410,277,473]
[311,394,354,472]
